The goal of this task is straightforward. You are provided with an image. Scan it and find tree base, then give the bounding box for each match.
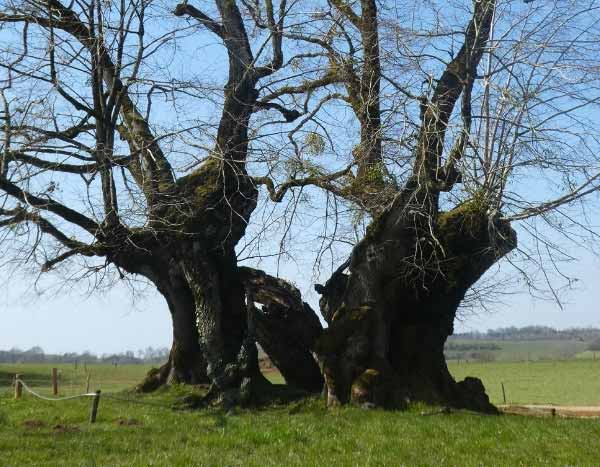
[341,364,496,413]
[136,355,208,393]
[453,377,498,413]
[317,305,498,413]
[315,204,516,414]
[174,376,310,410]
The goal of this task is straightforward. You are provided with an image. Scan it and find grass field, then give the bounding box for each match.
[449,359,600,406]
[0,363,287,395]
[0,363,153,395]
[1,361,599,466]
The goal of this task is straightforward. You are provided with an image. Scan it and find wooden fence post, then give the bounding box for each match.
[501,382,507,404]
[14,374,22,400]
[90,390,101,423]
[51,368,58,396]
[86,372,91,393]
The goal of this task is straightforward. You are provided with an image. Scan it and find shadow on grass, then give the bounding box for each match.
[174,383,314,412]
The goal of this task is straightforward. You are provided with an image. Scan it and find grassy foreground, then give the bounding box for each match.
[2,388,600,466]
[0,361,599,466]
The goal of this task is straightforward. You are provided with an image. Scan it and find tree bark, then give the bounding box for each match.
[239,267,324,393]
[315,199,516,411]
[137,269,209,392]
[180,249,271,407]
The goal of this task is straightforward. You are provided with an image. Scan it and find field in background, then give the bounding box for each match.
[0,362,286,397]
[449,360,600,406]
[3,357,600,406]
[0,363,153,395]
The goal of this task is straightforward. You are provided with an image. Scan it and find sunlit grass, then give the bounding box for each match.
[1,361,599,466]
[0,363,153,395]
[449,359,600,405]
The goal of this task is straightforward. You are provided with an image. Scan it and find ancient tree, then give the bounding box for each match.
[2,0,600,411]
[253,0,600,409]
[0,0,326,403]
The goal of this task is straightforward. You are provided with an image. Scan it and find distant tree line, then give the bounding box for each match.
[444,342,502,362]
[588,339,600,352]
[445,343,502,352]
[0,346,169,365]
[451,326,600,342]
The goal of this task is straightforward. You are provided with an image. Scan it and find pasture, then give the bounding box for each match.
[449,359,600,406]
[0,360,599,466]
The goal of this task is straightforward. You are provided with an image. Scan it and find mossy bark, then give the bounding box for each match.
[316,199,516,411]
[114,159,261,397]
[239,267,324,393]
[181,249,272,407]
[137,272,209,392]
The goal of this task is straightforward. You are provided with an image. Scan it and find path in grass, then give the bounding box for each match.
[499,404,600,418]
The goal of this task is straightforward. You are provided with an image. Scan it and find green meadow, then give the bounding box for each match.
[449,359,600,406]
[0,361,599,466]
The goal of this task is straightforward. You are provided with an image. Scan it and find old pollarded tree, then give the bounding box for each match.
[0,0,329,404]
[2,0,600,411]
[250,0,600,410]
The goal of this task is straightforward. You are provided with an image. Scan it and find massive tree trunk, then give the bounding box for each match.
[180,248,271,407]
[310,0,502,412]
[315,196,517,411]
[137,266,209,392]
[158,156,274,407]
[240,267,324,393]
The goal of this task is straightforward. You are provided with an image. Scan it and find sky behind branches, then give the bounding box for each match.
[1,240,600,354]
[1,0,600,354]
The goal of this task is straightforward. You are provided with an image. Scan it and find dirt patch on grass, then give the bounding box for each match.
[116,417,141,426]
[500,404,600,418]
[53,424,80,434]
[23,419,45,429]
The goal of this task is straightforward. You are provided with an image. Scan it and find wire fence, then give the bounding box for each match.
[0,373,145,395]
[5,374,178,418]
[16,378,97,401]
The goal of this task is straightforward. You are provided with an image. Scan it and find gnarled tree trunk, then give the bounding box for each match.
[240,267,324,393]
[180,248,271,407]
[311,0,503,412]
[137,263,209,392]
[316,198,516,411]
